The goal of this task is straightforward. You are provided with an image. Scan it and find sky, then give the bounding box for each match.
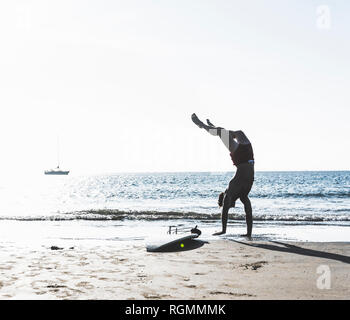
[0,0,349,175]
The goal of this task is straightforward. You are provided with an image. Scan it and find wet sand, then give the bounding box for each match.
[0,240,349,300]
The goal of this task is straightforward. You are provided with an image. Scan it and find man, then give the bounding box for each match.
[191,113,254,238]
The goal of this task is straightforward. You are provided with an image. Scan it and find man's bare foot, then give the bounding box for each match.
[240,234,252,240]
[213,231,226,236]
[191,113,204,128]
[206,119,215,127]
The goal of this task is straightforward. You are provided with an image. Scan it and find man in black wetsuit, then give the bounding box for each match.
[191,113,254,238]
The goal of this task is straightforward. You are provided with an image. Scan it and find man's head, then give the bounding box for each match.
[218,191,236,208]
[218,192,225,207]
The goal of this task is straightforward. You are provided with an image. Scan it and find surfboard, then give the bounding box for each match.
[146,233,200,252]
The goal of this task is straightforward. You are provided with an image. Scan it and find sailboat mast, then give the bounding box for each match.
[44,135,69,175]
[57,136,60,168]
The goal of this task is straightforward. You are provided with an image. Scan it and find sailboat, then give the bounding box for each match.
[44,165,69,175]
[45,137,70,175]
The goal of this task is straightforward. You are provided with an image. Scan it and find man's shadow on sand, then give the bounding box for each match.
[232,240,350,264]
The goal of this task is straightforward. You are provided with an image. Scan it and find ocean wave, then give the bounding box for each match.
[94,190,350,200]
[1,209,350,222]
[252,191,350,199]
[77,191,350,200]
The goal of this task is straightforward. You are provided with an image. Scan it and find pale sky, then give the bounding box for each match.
[0,0,349,176]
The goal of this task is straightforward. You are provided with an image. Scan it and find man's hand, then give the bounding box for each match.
[213,231,226,236]
[191,113,205,129]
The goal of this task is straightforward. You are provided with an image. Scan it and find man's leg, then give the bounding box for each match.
[191,114,237,152]
[240,196,252,237]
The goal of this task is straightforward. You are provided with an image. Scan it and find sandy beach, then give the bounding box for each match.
[0,239,349,300]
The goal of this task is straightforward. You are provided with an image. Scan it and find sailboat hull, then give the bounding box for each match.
[44,170,70,175]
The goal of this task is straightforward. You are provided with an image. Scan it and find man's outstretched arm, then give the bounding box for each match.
[213,193,231,235]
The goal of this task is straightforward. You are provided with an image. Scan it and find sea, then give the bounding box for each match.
[0,171,349,248]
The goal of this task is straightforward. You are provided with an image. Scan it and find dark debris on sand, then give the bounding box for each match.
[50,246,75,250]
[240,261,268,271]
